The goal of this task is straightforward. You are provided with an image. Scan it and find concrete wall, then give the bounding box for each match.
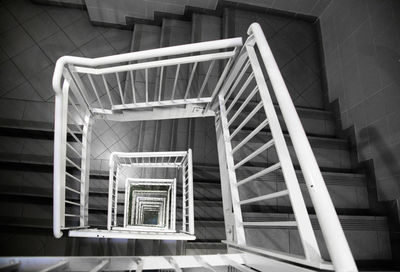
[85,0,218,25]
[227,0,331,17]
[320,0,400,201]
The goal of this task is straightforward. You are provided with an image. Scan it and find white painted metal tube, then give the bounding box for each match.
[75,51,233,76]
[230,102,263,139]
[247,22,357,272]
[53,38,242,94]
[187,149,195,235]
[53,80,69,239]
[239,189,288,205]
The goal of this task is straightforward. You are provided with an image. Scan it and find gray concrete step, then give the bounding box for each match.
[187,212,391,261]
[223,8,325,110]
[123,24,162,103]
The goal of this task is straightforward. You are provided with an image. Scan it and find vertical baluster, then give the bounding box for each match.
[197,60,216,99]
[182,164,186,232]
[184,62,198,101]
[115,72,125,105]
[145,68,149,103]
[101,74,114,107]
[171,64,180,101]
[130,70,136,104]
[87,74,104,110]
[158,66,164,101]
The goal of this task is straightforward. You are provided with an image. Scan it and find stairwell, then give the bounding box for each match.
[0,1,395,270]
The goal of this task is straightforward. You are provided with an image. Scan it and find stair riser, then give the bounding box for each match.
[231,139,351,170]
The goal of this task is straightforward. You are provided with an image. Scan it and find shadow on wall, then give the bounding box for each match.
[374,45,400,88]
[358,126,400,200]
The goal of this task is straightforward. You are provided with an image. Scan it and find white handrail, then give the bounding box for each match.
[105,150,194,239]
[52,38,242,94]
[247,23,357,272]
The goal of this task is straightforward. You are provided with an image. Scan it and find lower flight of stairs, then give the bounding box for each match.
[0,4,397,271]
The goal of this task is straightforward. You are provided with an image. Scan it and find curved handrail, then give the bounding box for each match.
[247,22,357,272]
[52,37,242,95]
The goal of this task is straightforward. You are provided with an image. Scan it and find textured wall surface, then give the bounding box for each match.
[85,0,218,25]
[227,0,331,17]
[320,0,400,201]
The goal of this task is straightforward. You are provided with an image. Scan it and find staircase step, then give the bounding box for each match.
[123,24,162,103]
[232,101,337,137]
[231,129,352,171]
[190,13,222,99]
[223,8,325,110]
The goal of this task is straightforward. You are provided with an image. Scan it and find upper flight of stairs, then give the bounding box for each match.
[0,3,396,269]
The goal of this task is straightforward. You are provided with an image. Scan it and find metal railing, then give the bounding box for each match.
[124,178,176,231]
[52,38,242,116]
[53,38,240,239]
[0,254,268,272]
[104,150,194,239]
[51,21,357,271]
[53,80,93,238]
[215,23,357,271]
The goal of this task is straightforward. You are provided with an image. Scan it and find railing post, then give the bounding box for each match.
[171,178,177,231]
[247,23,357,272]
[182,161,187,233]
[187,149,195,235]
[217,95,246,245]
[53,80,69,238]
[80,112,93,227]
[107,155,115,230]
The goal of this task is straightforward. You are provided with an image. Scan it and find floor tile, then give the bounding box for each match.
[5,0,43,23]
[0,48,7,64]
[0,26,34,57]
[0,60,26,95]
[79,35,116,58]
[0,98,26,120]
[0,6,18,34]
[12,45,51,79]
[64,15,101,47]
[2,81,42,101]
[38,30,77,63]
[280,19,316,54]
[44,5,85,28]
[22,101,54,122]
[281,57,318,95]
[22,11,59,42]
[102,28,132,53]
[28,65,55,101]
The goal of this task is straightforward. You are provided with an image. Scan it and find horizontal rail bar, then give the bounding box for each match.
[65,214,82,218]
[39,260,68,272]
[111,151,187,159]
[67,128,82,144]
[230,102,263,140]
[66,157,81,171]
[74,51,234,75]
[242,221,297,227]
[65,186,80,194]
[65,200,82,206]
[234,139,274,169]
[66,142,81,157]
[66,172,82,183]
[112,97,212,110]
[90,260,109,272]
[228,86,258,126]
[239,189,288,205]
[226,73,254,115]
[236,162,281,187]
[231,119,269,154]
